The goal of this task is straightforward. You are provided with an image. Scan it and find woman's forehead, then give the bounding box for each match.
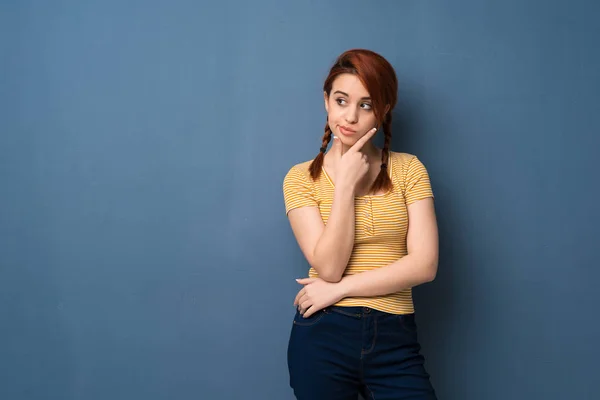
[331,74,370,98]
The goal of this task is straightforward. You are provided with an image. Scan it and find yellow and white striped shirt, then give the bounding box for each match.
[283,151,434,315]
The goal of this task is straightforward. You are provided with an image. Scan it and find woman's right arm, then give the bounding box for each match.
[286,129,378,282]
[287,181,356,282]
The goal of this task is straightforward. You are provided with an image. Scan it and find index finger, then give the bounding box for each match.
[349,127,378,152]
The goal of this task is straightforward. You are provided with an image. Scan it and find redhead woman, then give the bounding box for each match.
[283,49,438,400]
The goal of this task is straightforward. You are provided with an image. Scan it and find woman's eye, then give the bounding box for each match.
[336,98,347,105]
[361,103,372,110]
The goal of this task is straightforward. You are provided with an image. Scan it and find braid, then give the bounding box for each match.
[308,121,333,180]
[371,114,393,193]
[381,118,391,168]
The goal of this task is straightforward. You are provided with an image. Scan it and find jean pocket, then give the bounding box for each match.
[293,308,327,327]
[395,313,418,334]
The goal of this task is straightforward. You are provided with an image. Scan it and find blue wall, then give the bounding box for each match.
[1,1,598,399]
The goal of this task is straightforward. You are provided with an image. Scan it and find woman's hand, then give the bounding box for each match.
[332,127,378,192]
[294,277,347,318]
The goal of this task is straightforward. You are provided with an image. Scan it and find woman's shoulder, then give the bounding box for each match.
[388,151,431,184]
[287,159,313,173]
[283,159,315,186]
[389,151,420,169]
[284,159,313,177]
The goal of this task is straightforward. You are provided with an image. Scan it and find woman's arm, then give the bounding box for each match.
[288,182,356,283]
[295,198,438,317]
[287,130,378,283]
[338,197,439,296]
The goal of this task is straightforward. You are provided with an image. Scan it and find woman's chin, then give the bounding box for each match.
[336,135,358,147]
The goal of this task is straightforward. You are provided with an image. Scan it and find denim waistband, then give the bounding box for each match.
[323,305,415,320]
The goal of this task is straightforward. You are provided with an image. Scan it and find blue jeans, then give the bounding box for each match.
[287,306,437,400]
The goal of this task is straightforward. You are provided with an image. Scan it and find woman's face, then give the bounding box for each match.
[324,73,378,148]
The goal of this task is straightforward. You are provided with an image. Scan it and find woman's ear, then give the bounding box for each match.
[324,91,329,113]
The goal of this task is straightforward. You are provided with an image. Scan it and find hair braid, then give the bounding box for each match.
[371,113,393,193]
[308,120,333,179]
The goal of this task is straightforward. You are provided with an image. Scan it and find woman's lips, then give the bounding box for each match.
[338,125,356,136]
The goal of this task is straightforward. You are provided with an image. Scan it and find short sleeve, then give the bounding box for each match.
[403,156,434,205]
[282,165,318,214]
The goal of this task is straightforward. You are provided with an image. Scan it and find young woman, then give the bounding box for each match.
[282,49,439,399]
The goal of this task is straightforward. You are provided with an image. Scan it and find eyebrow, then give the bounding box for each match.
[333,90,371,101]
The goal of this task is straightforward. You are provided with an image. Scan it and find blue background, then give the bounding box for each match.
[2,1,599,399]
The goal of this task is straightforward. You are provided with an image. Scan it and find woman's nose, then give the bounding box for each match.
[344,108,358,124]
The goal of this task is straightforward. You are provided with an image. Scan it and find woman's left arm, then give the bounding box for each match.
[338,197,439,298]
[295,197,438,317]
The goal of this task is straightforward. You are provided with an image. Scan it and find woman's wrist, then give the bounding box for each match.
[336,276,354,299]
[334,178,357,197]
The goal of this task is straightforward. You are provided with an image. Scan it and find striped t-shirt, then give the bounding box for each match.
[282,151,434,315]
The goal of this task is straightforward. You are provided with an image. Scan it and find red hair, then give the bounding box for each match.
[308,49,398,194]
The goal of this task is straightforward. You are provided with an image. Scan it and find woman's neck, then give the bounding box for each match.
[340,140,381,161]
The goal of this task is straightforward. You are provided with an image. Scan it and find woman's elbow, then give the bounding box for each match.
[311,264,343,283]
[425,259,439,282]
[307,256,344,282]
[317,270,343,283]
